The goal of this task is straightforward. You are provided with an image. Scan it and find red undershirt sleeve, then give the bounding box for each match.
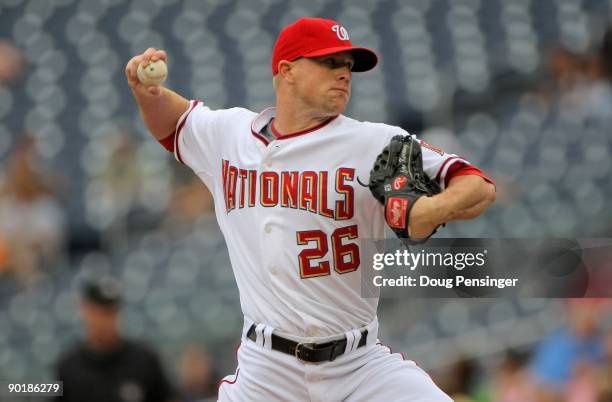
[444,162,495,189]
[158,132,176,152]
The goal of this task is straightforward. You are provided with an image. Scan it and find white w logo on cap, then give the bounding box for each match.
[332,25,349,40]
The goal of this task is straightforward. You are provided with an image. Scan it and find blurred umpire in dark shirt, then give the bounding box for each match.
[53,277,177,402]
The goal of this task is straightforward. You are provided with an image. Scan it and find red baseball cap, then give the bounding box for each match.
[271,17,378,75]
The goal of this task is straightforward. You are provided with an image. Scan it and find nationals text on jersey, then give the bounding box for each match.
[221,159,355,220]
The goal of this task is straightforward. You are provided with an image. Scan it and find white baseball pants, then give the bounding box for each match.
[218,318,452,402]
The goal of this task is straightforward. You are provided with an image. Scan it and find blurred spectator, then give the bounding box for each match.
[546,47,587,94]
[600,27,612,80]
[53,277,177,402]
[544,26,612,122]
[567,360,601,402]
[103,135,142,214]
[90,133,144,242]
[581,26,612,121]
[0,137,65,285]
[86,130,180,249]
[434,357,478,400]
[177,343,218,402]
[595,331,612,402]
[163,174,214,232]
[0,233,9,272]
[474,350,537,402]
[0,39,25,84]
[530,300,608,401]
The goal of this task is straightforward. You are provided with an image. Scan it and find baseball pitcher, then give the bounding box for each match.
[126,17,495,402]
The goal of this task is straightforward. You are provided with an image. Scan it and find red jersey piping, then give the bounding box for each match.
[175,100,201,164]
[435,156,464,183]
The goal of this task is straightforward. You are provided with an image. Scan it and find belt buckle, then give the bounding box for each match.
[294,342,316,363]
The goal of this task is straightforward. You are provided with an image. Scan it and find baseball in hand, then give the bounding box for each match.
[137,60,167,86]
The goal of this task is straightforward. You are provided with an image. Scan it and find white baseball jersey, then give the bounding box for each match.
[171,100,473,338]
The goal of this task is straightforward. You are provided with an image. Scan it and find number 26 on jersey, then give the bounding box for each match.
[296,225,360,278]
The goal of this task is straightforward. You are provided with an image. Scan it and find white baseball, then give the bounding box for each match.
[137,60,167,86]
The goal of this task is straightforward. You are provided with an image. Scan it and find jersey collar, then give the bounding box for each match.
[250,107,339,145]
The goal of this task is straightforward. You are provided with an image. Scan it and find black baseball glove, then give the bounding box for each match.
[367,135,442,243]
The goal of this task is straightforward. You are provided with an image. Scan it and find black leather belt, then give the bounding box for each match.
[246,324,368,363]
